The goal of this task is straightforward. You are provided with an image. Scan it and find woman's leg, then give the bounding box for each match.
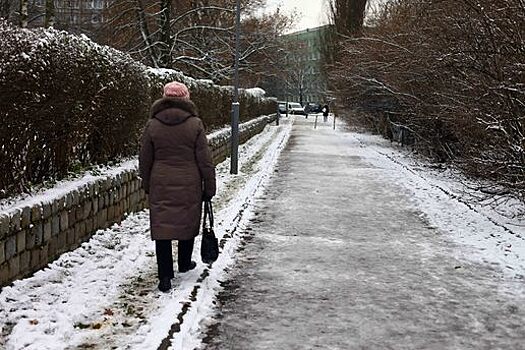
[178,238,195,272]
[155,240,174,279]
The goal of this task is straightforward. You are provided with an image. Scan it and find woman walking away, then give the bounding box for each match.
[139,81,216,293]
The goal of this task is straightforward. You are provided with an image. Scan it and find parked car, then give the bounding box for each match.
[306,103,322,113]
[287,102,306,115]
[278,103,287,114]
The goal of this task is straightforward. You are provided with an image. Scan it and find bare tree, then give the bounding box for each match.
[44,0,54,27]
[99,0,291,84]
[328,0,369,35]
[20,0,27,27]
[329,0,525,198]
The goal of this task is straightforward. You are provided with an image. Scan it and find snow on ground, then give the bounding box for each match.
[1,113,524,349]
[344,127,525,282]
[0,117,293,350]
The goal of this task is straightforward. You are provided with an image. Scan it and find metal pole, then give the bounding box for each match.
[230,0,241,175]
[276,103,280,126]
[314,115,318,129]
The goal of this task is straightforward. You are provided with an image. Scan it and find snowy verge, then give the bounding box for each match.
[344,129,525,281]
[0,115,274,217]
[0,117,293,350]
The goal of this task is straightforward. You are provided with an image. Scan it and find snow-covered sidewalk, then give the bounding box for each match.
[201,115,525,350]
[2,113,524,349]
[0,118,293,350]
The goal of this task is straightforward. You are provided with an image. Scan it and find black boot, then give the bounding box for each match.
[179,261,196,273]
[158,277,171,292]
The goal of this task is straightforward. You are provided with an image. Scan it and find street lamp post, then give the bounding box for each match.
[230,0,241,174]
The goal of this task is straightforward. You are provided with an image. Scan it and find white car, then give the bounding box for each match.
[287,102,306,115]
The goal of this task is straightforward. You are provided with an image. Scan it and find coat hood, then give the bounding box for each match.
[150,97,198,126]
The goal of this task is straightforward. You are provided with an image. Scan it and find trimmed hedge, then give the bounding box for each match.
[0,21,275,199]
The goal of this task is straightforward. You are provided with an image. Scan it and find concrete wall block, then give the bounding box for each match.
[87,183,94,197]
[51,199,59,214]
[48,236,58,259]
[42,203,52,219]
[43,219,52,242]
[31,204,42,222]
[75,205,84,222]
[20,250,30,272]
[10,209,21,232]
[30,248,40,270]
[92,197,99,214]
[59,211,69,231]
[103,194,109,208]
[0,263,8,285]
[16,230,26,254]
[0,214,9,240]
[85,217,94,235]
[99,209,108,228]
[21,206,31,228]
[58,196,66,211]
[57,230,67,252]
[8,255,20,279]
[130,193,137,206]
[74,224,82,243]
[66,229,75,246]
[39,244,49,268]
[78,221,86,239]
[93,181,100,195]
[0,240,4,265]
[68,210,76,228]
[83,201,92,220]
[33,223,44,246]
[107,205,115,221]
[51,215,60,237]
[6,235,16,260]
[65,192,73,209]
[25,229,36,250]
[105,178,113,192]
[72,190,80,206]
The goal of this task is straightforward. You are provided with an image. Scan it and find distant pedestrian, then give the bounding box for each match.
[304,103,310,119]
[322,104,329,122]
[139,81,216,293]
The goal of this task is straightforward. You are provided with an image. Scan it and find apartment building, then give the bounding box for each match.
[278,24,333,105]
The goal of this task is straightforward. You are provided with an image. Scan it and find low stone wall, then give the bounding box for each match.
[0,115,276,287]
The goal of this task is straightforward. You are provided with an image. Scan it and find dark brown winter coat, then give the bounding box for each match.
[139,97,216,241]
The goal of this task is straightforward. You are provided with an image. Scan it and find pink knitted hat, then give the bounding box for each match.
[163,81,190,99]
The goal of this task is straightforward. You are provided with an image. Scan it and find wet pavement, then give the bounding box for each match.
[203,117,525,350]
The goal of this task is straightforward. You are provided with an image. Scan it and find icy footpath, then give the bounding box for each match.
[0,118,292,350]
[347,131,525,281]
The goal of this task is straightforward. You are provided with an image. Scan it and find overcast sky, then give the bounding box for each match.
[264,0,386,32]
[265,0,330,32]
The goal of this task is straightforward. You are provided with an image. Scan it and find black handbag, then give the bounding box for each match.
[201,200,219,264]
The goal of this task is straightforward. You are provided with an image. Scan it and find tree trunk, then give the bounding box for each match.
[44,0,55,27]
[20,0,28,28]
[135,0,158,67]
[330,0,368,35]
[158,0,172,67]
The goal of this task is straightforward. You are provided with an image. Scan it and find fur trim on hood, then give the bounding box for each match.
[150,97,198,126]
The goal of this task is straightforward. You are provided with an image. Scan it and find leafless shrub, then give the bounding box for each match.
[330,0,525,198]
